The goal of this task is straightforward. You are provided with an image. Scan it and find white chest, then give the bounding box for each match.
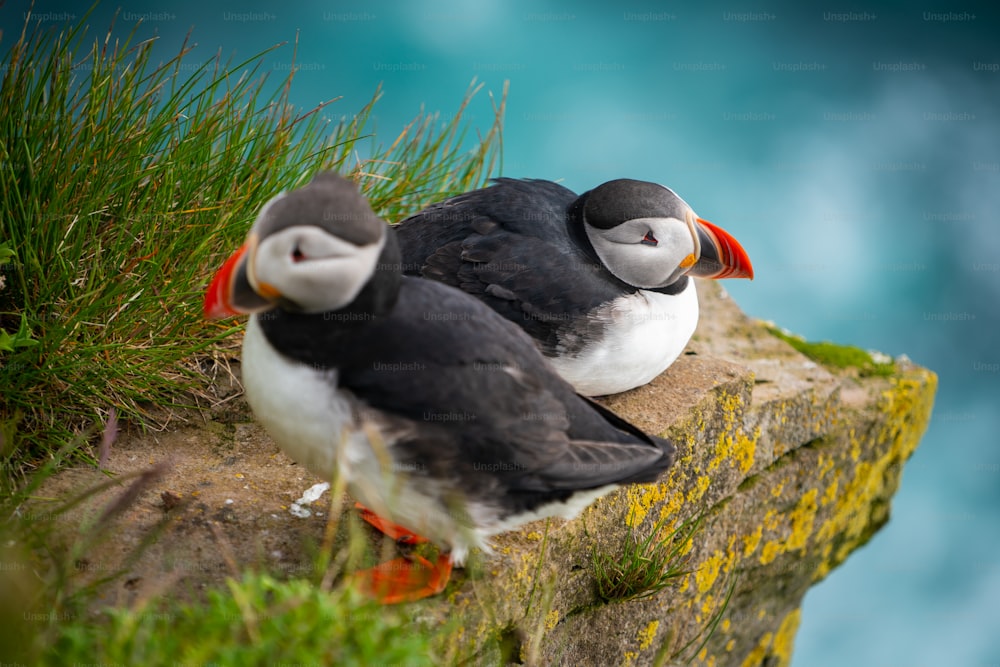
[550,281,699,396]
[241,317,355,479]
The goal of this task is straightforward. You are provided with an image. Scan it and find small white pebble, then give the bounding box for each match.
[868,350,892,364]
[225,499,234,505]
[299,482,329,503]
[290,482,330,518]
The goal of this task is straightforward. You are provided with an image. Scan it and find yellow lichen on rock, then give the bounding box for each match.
[814,543,834,579]
[882,373,938,460]
[687,475,711,503]
[624,481,670,528]
[737,608,801,667]
[849,427,861,461]
[786,488,819,552]
[772,608,802,665]
[733,427,759,474]
[811,367,937,579]
[816,459,875,545]
[741,631,773,667]
[708,392,758,474]
[696,550,724,593]
[742,524,763,558]
[759,539,781,565]
[638,620,659,650]
[656,488,688,530]
[820,476,839,507]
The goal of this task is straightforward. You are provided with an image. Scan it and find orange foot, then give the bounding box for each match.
[353,553,453,604]
[354,502,428,545]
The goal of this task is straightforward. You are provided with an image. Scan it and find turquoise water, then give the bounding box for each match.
[5,1,999,664]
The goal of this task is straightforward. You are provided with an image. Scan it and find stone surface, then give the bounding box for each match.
[33,280,937,666]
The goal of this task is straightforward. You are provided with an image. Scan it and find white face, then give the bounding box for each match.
[249,225,385,313]
[584,213,699,289]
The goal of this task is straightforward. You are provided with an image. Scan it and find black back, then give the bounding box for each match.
[394,178,688,356]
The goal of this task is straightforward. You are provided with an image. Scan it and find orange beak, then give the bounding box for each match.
[687,218,754,280]
[203,242,275,319]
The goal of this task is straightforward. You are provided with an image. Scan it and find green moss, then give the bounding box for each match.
[765,326,896,377]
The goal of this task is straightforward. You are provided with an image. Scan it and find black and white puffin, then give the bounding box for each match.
[394,178,754,396]
[203,172,676,603]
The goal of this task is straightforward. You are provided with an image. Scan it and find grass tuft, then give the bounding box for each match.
[0,10,504,472]
[593,513,701,604]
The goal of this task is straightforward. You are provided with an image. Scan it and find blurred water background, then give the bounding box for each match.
[3,1,998,664]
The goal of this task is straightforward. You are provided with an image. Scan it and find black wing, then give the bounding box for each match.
[395,178,579,250]
[339,278,674,495]
[395,179,631,354]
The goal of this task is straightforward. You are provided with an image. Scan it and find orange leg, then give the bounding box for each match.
[354,502,428,545]
[353,553,453,604]
[351,503,451,603]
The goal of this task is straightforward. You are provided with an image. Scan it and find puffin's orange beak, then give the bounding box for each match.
[204,242,275,318]
[686,218,754,280]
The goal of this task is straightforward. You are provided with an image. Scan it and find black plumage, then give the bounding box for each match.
[257,229,675,517]
[394,178,689,357]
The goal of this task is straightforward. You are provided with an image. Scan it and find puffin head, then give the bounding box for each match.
[204,172,395,319]
[576,179,754,289]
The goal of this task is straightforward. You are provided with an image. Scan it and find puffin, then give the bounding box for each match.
[203,172,677,603]
[394,178,754,396]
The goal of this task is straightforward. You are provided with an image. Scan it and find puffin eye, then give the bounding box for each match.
[641,231,658,247]
[291,244,306,262]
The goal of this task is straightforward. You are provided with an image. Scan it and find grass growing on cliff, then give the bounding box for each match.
[593,513,701,604]
[0,9,504,474]
[592,512,737,665]
[42,573,443,666]
[765,324,895,377]
[4,504,451,666]
[0,417,458,664]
